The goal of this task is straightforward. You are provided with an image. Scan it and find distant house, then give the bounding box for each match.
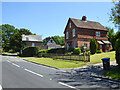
[44,38,61,49]
[64,16,111,52]
[22,35,44,49]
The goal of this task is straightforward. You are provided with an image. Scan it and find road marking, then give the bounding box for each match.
[24,68,43,77]
[50,78,52,80]
[7,60,11,63]
[59,82,76,89]
[12,63,20,68]
[0,85,2,90]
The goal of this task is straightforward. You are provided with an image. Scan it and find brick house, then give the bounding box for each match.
[22,35,45,50]
[64,16,111,52]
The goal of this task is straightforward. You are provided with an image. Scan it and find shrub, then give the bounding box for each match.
[80,46,84,52]
[96,50,102,53]
[8,49,16,53]
[90,39,98,54]
[73,48,81,55]
[67,47,74,52]
[21,46,39,57]
[47,48,65,54]
[115,38,120,66]
[38,49,48,54]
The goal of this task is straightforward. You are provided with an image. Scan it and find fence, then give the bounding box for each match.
[39,53,90,62]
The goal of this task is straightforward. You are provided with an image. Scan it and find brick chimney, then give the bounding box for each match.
[82,16,86,21]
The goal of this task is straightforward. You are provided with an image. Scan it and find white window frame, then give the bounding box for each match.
[66,32,68,39]
[73,40,76,48]
[96,31,100,37]
[73,29,75,37]
[32,43,35,46]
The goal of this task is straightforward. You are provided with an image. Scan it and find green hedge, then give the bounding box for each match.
[115,38,120,66]
[73,48,81,55]
[47,48,65,54]
[21,46,39,57]
[96,50,102,54]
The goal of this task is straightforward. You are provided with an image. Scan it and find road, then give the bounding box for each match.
[1,55,120,89]
[1,55,75,89]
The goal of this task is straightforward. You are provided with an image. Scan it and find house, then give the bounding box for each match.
[22,35,45,49]
[64,16,111,52]
[44,37,61,49]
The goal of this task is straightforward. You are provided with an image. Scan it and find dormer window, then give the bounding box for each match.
[73,29,75,37]
[69,22,71,28]
[96,31,100,37]
[66,32,68,39]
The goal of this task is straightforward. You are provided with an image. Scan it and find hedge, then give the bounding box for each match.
[47,48,65,54]
[73,48,81,55]
[90,39,98,54]
[21,46,39,57]
[115,38,120,66]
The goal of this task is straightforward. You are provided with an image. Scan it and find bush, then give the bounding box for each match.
[47,48,65,54]
[115,38,120,66]
[21,46,39,57]
[73,48,81,55]
[96,50,102,53]
[90,39,98,54]
[67,47,74,52]
[8,49,16,53]
[39,49,48,54]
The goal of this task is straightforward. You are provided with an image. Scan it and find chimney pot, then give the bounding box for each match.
[82,16,87,21]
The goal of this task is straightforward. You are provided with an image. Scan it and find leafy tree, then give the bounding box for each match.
[115,38,120,66]
[106,27,115,50]
[110,0,120,26]
[10,28,34,52]
[90,39,98,54]
[2,24,17,51]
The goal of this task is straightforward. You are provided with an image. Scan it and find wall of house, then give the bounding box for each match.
[24,41,44,50]
[77,39,90,49]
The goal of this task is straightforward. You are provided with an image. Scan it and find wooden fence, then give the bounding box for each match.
[38,53,90,62]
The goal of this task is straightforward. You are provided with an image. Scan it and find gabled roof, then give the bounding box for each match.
[22,35,42,42]
[64,17,108,33]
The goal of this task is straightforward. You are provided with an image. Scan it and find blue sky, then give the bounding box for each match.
[2,2,117,39]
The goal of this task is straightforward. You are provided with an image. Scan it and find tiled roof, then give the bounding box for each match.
[70,18,107,31]
[22,35,42,42]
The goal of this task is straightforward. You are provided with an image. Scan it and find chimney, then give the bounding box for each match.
[82,16,87,21]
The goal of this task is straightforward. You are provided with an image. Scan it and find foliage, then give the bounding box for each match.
[102,66,120,80]
[115,38,120,66]
[21,46,39,57]
[43,36,65,46]
[73,48,81,55]
[110,0,120,25]
[1,24,34,52]
[96,50,102,54]
[90,39,98,54]
[80,46,84,52]
[106,27,115,50]
[67,47,74,52]
[47,48,65,54]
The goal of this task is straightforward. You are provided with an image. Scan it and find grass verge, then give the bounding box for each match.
[102,66,120,80]
[24,51,116,68]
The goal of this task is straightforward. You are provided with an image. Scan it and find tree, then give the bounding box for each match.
[10,28,34,52]
[115,38,120,66]
[106,27,115,50]
[90,39,98,54]
[110,0,120,26]
[2,24,17,51]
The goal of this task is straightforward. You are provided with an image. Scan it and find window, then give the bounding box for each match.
[100,45,102,48]
[69,22,71,28]
[84,43,87,48]
[73,40,76,48]
[96,31,100,37]
[73,29,75,37]
[32,43,35,46]
[66,32,68,39]
[67,43,69,50]
[106,44,109,47]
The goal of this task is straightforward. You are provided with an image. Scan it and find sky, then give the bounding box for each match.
[2,2,118,39]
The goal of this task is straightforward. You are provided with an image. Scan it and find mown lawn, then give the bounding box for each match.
[102,66,120,80]
[25,51,116,68]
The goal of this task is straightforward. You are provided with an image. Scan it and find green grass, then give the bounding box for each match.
[2,52,11,55]
[24,51,116,68]
[102,66,120,80]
